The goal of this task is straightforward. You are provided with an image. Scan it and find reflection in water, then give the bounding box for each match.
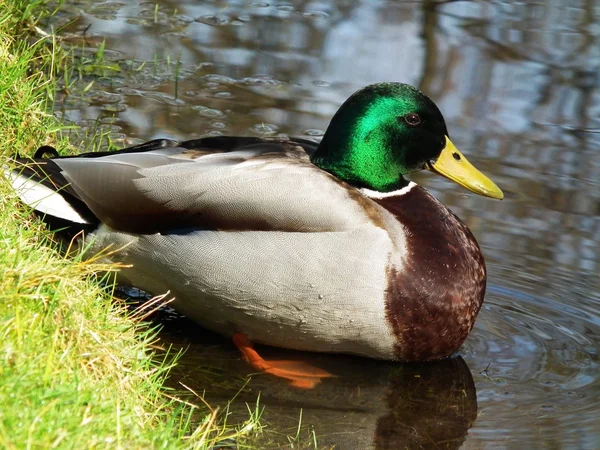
[152,308,477,450]
[46,0,599,448]
[374,358,477,450]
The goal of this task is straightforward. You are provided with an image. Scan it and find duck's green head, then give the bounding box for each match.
[311,83,503,199]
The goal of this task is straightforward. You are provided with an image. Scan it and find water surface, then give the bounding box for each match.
[46,1,599,448]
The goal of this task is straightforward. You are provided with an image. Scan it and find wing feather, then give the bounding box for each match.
[51,140,373,233]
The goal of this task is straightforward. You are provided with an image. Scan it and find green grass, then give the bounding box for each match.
[0,1,262,448]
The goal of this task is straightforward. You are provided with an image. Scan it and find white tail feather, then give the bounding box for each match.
[6,170,89,224]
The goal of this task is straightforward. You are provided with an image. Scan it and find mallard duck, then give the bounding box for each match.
[8,83,502,387]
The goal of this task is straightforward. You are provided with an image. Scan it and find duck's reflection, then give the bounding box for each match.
[374,357,477,450]
[153,307,477,450]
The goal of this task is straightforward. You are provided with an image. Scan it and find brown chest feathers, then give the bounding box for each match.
[375,186,486,361]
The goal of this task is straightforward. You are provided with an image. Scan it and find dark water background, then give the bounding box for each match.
[44,1,599,448]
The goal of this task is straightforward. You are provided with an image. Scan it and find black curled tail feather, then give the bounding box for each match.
[33,145,60,159]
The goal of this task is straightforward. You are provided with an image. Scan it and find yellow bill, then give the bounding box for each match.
[427,137,504,200]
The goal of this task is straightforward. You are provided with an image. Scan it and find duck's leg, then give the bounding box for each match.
[232,333,335,389]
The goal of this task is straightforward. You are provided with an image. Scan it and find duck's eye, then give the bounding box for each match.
[403,113,422,127]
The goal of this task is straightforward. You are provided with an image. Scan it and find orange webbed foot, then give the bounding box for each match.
[232,333,336,389]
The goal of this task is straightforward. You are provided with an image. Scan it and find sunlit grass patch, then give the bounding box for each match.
[0,219,185,448]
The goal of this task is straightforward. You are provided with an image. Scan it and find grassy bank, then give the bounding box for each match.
[0,2,257,448]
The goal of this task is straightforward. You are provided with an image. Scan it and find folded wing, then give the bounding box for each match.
[11,138,374,234]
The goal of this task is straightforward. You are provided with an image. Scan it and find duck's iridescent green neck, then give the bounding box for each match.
[313,97,413,191]
[310,83,448,192]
